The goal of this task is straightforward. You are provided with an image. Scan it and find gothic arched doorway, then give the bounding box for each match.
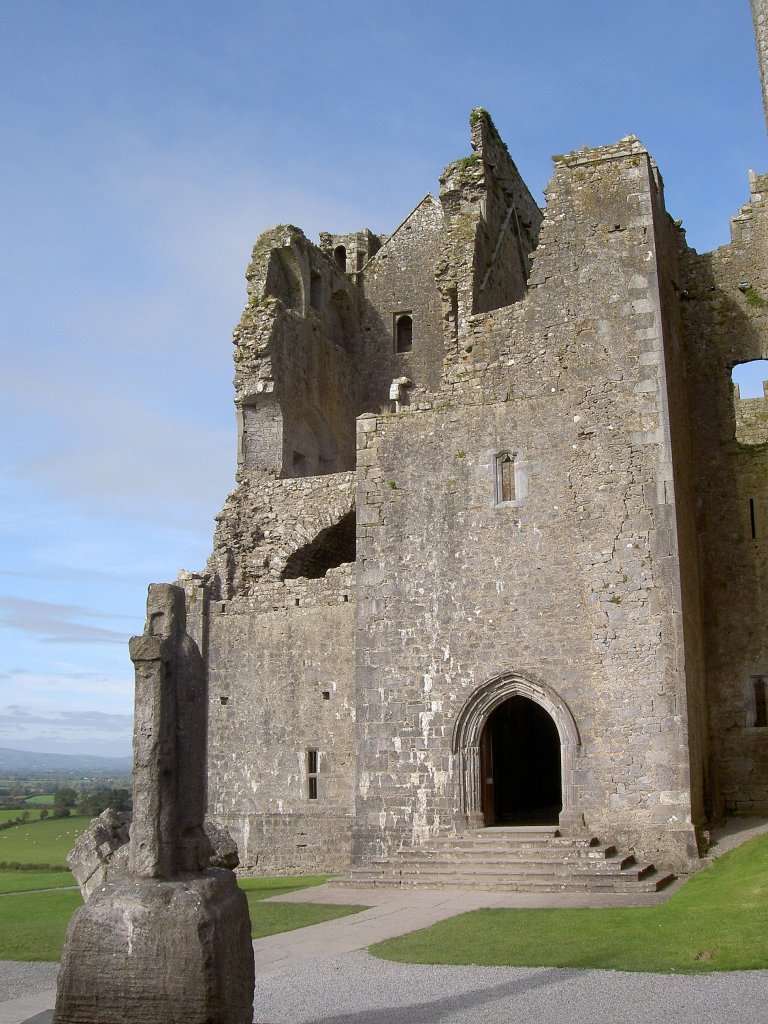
[452,672,582,830]
[479,696,562,825]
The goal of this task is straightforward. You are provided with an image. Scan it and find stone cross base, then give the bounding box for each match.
[52,870,254,1024]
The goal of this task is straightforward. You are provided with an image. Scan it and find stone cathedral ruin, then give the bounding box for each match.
[152,2,768,887]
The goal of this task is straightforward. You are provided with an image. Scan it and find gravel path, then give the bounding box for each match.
[3,953,766,1024]
[248,951,768,1024]
[0,962,57,1003]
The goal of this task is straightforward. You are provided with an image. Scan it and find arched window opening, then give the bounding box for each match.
[281,510,356,580]
[732,360,768,446]
[479,696,561,825]
[395,313,413,353]
[334,245,347,271]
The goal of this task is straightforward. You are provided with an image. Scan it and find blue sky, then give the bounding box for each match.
[1,0,766,756]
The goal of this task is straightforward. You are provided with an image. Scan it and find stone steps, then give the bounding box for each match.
[330,828,675,894]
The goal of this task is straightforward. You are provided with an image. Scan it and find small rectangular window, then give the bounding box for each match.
[494,452,516,504]
[307,749,319,800]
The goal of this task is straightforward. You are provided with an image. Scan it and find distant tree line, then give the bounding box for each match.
[0,785,132,830]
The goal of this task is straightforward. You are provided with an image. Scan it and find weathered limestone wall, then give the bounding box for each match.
[680,169,768,815]
[734,386,768,445]
[752,0,768,130]
[361,196,446,397]
[354,138,704,871]
[206,565,356,874]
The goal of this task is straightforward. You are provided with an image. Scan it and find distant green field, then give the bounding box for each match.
[0,816,89,867]
[24,794,55,807]
[0,871,74,894]
[0,810,36,824]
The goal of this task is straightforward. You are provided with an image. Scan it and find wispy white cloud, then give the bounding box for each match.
[0,703,133,757]
[0,596,131,645]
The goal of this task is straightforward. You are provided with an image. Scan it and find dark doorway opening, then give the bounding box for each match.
[480,696,562,825]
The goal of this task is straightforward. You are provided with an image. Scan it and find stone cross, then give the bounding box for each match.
[129,583,211,877]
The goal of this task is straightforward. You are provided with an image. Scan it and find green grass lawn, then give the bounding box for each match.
[0,874,366,961]
[0,816,89,867]
[238,875,366,939]
[0,871,75,894]
[0,889,82,961]
[371,832,768,974]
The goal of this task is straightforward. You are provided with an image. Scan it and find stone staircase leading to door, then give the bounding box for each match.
[329,827,674,894]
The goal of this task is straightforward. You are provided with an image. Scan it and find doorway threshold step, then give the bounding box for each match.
[331,830,675,894]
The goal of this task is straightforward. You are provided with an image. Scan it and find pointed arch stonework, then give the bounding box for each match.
[452,672,583,830]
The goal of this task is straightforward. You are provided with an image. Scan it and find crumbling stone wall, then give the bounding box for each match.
[679,169,768,816]
[437,110,542,358]
[234,227,363,477]
[206,471,355,600]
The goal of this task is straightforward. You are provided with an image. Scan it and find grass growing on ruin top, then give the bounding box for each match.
[370,833,768,974]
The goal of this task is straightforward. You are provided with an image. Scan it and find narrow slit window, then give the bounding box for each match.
[395,313,413,353]
[750,497,757,539]
[754,678,767,728]
[307,749,319,800]
[495,452,516,503]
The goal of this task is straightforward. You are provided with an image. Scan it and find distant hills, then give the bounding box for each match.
[0,747,132,774]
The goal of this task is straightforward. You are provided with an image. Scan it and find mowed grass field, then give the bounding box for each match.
[0,816,89,866]
[371,832,768,974]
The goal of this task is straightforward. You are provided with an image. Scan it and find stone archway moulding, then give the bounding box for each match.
[451,672,583,830]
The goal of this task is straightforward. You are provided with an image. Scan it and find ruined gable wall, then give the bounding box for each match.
[234,227,363,477]
[206,565,356,874]
[360,197,446,398]
[679,171,768,815]
[354,140,704,871]
[437,110,542,360]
